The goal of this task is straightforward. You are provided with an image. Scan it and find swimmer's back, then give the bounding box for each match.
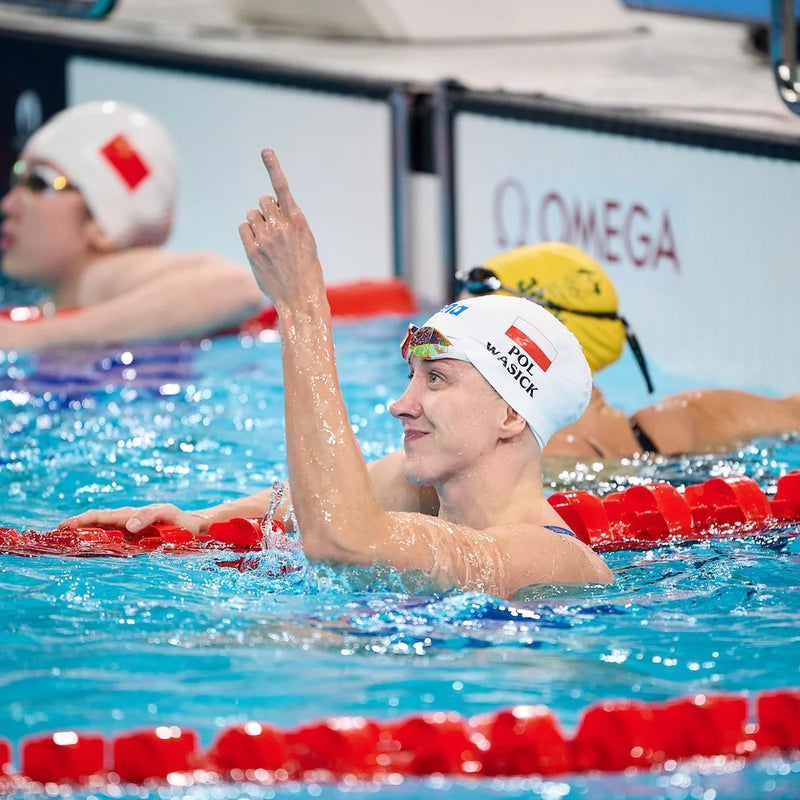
[631,389,800,454]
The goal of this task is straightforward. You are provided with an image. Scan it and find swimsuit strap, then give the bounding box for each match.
[629,418,659,454]
[543,524,578,539]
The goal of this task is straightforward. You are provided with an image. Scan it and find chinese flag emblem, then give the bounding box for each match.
[99,134,150,190]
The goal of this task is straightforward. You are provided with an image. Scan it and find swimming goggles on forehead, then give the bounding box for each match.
[9,160,77,195]
[455,265,655,393]
[401,324,453,360]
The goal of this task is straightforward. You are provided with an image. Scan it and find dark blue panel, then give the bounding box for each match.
[0,0,115,19]
[621,0,769,23]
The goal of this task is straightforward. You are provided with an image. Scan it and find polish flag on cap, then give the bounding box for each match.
[505,317,558,372]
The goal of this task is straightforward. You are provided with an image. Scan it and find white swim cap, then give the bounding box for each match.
[23,100,178,248]
[402,295,592,448]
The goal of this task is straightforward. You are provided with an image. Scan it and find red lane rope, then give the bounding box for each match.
[0,516,286,562]
[2,472,798,560]
[0,690,797,787]
[549,471,800,552]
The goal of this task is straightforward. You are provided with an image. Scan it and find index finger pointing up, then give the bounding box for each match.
[261,147,298,214]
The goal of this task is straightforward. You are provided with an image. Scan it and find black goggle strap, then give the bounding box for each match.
[619,316,655,394]
[456,265,655,393]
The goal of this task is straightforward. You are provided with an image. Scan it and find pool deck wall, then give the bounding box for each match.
[1,0,798,393]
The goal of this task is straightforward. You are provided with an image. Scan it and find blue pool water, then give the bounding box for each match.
[1,315,799,799]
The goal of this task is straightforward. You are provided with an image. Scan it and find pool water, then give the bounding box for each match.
[0,316,799,799]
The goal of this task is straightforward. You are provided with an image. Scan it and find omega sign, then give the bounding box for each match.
[493,178,681,272]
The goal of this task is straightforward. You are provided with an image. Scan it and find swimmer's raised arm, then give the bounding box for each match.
[240,148,412,569]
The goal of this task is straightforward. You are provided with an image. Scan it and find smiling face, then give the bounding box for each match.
[389,356,517,487]
[0,158,101,290]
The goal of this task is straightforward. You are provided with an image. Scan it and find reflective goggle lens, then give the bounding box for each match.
[455,266,502,295]
[10,161,75,194]
[400,324,453,360]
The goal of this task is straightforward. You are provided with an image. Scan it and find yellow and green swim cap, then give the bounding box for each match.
[483,242,626,374]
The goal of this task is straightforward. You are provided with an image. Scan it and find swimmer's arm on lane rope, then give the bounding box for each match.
[193,454,439,528]
[0,255,262,350]
[75,254,263,342]
[59,432,435,536]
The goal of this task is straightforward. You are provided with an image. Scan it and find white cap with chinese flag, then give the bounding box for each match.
[23,100,178,248]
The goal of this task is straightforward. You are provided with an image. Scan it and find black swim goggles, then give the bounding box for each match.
[455,265,654,393]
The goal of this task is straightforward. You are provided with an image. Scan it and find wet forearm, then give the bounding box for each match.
[278,302,382,561]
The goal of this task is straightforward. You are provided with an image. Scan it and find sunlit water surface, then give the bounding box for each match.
[0,317,798,799]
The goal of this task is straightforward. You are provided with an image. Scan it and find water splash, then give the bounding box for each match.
[261,480,288,550]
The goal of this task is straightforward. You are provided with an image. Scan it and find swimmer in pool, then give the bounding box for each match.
[456,242,800,459]
[66,147,612,597]
[0,100,262,350]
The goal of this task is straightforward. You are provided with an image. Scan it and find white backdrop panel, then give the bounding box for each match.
[454,113,798,394]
